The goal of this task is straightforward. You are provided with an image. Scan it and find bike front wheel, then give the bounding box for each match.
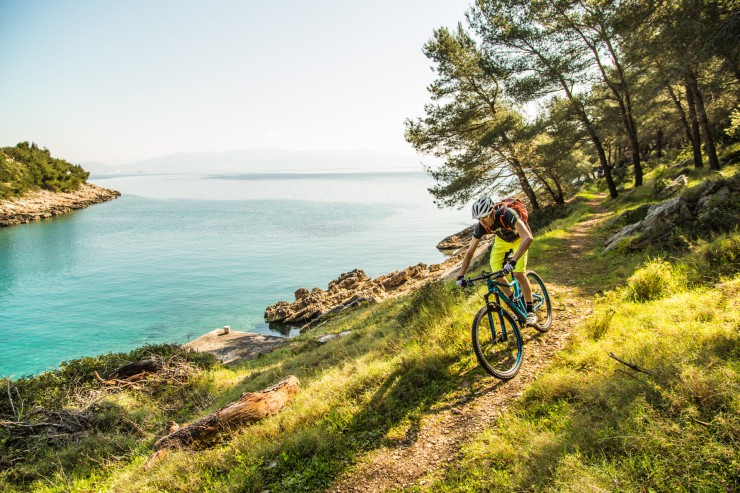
[472,305,523,380]
[526,271,552,333]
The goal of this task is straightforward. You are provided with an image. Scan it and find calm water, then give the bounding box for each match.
[0,171,468,377]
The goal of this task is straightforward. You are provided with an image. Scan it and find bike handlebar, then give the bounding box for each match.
[465,270,511,286]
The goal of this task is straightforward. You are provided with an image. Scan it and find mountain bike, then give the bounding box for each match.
[463,259,552,380]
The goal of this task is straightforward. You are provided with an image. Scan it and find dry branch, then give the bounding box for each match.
[608,352,655,376]
[145,376,299,467]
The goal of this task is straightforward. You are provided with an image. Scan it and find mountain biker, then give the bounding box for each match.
[456,195,537,326]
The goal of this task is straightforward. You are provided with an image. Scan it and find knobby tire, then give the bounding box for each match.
[525,270,552,333]
[472,305,522,380]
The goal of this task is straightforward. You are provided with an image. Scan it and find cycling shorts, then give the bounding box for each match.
[489,237,528,275]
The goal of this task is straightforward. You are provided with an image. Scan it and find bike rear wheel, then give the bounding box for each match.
[472,305,522,379]
[526,271,552,333]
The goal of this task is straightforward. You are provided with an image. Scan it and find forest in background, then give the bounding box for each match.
[406,0,739,207]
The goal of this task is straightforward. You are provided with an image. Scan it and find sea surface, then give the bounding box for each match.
[0,171,469,377]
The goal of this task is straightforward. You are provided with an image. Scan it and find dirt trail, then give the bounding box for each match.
[327,196,611,493]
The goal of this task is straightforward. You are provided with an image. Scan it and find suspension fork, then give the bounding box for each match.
[484,292,508,341]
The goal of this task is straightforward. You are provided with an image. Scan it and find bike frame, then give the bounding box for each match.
[485,276,528,323]
[469,269,547,347]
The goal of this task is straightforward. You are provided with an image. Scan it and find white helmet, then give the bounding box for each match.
[471,195,495,219]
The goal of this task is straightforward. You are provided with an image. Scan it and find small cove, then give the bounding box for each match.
[0,171,467,377]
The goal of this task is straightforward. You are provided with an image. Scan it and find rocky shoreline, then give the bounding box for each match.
[264,231,490,331]
[185,229,487,364]
[0,183,121,227]
[187,226,487,364]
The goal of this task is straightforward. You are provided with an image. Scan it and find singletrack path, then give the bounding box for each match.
[327,196,611,492]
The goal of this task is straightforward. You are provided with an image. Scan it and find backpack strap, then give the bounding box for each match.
[495,200,511,229]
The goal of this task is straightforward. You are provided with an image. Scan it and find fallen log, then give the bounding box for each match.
[145,375,300,468]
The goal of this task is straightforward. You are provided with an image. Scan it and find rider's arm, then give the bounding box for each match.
[458,235,481,277]
[511,219,533,263]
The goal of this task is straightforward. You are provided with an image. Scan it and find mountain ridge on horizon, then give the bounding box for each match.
[84,148,438,174]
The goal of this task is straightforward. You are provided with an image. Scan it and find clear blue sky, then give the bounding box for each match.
[0,0,470,165]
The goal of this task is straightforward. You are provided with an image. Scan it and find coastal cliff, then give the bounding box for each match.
[0,183,120,227]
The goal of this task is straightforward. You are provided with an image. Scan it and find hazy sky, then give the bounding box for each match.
[0,0,470,165]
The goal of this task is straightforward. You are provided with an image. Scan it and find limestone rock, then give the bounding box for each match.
[264,263,435,327]
[0,183,120,227]
[604,172,740,252]
[264,301,293,323]
[328,269,368,292]
[658,174,689,198]
[263,224,492,329]
[436,225,474,250]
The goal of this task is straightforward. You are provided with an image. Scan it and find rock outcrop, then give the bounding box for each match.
[657,174,689,199]
[436,225,474,250]
[265,225,491,330]
[0,183,121,227]
[604,173,740,252]
[184,328,287,364]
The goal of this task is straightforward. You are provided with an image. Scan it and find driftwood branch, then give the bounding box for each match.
[609,352,654,376]
[145,376,300,468]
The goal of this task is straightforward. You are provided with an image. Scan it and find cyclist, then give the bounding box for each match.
[456,195,537,326]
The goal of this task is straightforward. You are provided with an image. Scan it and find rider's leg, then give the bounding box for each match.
[514,272,532,302]
[512,248,531,302]
[511,251,537,326]
[489,237,519,298]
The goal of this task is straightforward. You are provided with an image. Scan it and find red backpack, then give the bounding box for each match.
[494,197,528,229]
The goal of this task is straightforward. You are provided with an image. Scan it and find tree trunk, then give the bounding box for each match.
[684,83,704,169]
[656,129,663,158]
[686,71,720,170]
[570,96,617,197]
[529,168,558,204]
[667,85,693,145]
[511,160,540,211]
[592,137,617,199]
[631,143,643,187]
[549,172,565,205]
[145,376,299,468]
[572,20,642,188]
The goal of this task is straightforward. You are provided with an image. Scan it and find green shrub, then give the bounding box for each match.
[0,344,217,419]
[652,176,671,198]
[397,280,462,329]
[528,200,579,233]
[0,142,89,199]
[626,258,685,302]
[685,231,740,282]
[719,141,740,166]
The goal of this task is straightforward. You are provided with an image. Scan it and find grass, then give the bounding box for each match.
[429,272,740,492]
[1,161,738,492]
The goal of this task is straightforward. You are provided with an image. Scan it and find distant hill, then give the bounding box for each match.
[87,148,435,174]
[0,142,90,199]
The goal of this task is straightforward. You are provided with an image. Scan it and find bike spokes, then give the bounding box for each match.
[472,305,522,379]
[525,271,552,333]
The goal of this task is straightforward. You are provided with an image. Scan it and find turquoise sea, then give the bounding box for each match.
[0,171,468,377]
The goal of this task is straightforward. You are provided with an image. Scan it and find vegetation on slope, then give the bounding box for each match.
[0,142,89,199]
[0,161,738,492]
